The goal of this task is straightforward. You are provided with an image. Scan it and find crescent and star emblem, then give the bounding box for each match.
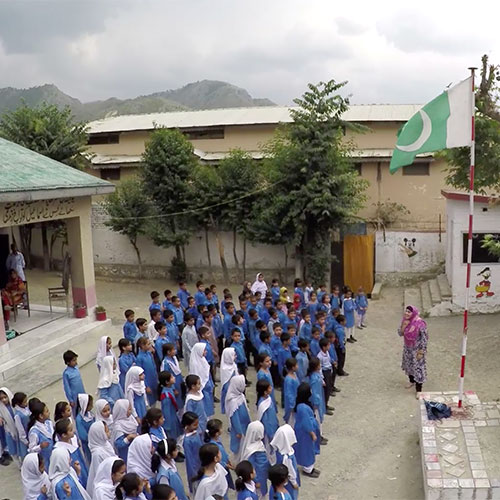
[396,110,432,153]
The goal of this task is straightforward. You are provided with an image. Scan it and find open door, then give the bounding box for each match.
[343,234,375,295]
[0,234,9,288]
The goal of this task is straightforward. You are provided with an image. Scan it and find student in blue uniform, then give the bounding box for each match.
[219,347,237,415]
[115,472,151,500]
[288,324,299,357]
[296,339,310,383]
[319,292,332,316]
[293,278,305,308]
[162,289,173,311]
[97,356,124,410]
[239,421,269,499]
[0,387,18,464]
[191,443,229,500]
[163,310,179,347]
[136,337,158,407]
[293,383,321,478]
[269,323,283,389]
[154,322,170,363]
[189,343,215,418]
[194,281,206,307]
[184,375,207,436]
[177,281,191,310]
[330,285,342,312]
[149,291,162,313]
[152,438,188,500]
[186,296,198,321]
[258,330,273,359]
[308,291,320,323]
[308,357,328,444]
[118,339,136,391]
[225,375,251,456]
[277,333,292,382]
[111,398,138,462]
[28,401,54,469]
[283,358,299,425]
[270,424,300,500]
[53,418,88,488]
[299,310,312,342]
[160,344,184,410]
[124,366,147,420]
[317,338,334,415]
[123,309,138,344]
[256,379,279,458]
[343,289,357,343]
[204,418,234,491]
[235,460,258,500]
[198,325,216,385]
[229,328,248,383]
[269,463,294,500]
[49,447,90,500]
[334,314,349,377]
[356,286,368,328]
[310,327,321,357]
[180,412,203,494]
[256,353,276,410]
[62,350,86,413]
[12,392,29,459]
[270,279,281,305]
[20,452,51,500]
[158,371,182,440]
[223,302,235,340]
[75,394,94,463]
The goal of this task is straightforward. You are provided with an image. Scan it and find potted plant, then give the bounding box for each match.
[74,302,87,319]
[95,305,107,321]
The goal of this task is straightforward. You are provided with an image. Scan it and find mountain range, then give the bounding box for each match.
[0,80,276,122]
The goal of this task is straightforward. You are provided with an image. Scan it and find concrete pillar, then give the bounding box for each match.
[0,305,6,350]
[66,199,97,312]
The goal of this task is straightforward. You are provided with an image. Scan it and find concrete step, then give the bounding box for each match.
[437,274,452,300]
[404,287,422,312]
[420,281,432,315]
[429,278,441,306]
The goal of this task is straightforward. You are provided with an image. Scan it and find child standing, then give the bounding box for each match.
[184,374,207,436]
[334,315,349,377]
[356,286,368,329]
[194,281,206,307]
[21,452,51,500]
[180,412,202,494]
[76,394,94,463]
[310,327,321,357]
[270,424,300,500]
[220,348,237,415]
[270,323,283,389]
[12,392,29,459]
[97,356,124,409]
[256,353,276,410]
[189,343,215,418]
[283,359,299,425]
[161,344,184,410]
[62,350,86,412]
[177,281,191,310]
[308,358,328,445]
[158,371,182,440]
[225,375,251,456]
[118,338,136,391]
[296,339,310,383]
[192,443,228,500]
[317,339,334,415]
[298,310,312,342]
[123,309,138,344]
[0,387,18,464]
[124,366,147,420]
[256,379,279,458]
[277,333,292,382]
[204,419,234,491]
[141,408,167,448]
[181,313,198,369]
[87,421,117,496]
[343,289,357,343]
[96,336,116,372]
[147,309,163,342]
[230,328,248,383]
[268,463,294,500]
[48,447,90,500]
[152,438,188,500]
[28,401,54,469]
[154,322,169,363]
[235,460,258,500]
[136,337,158,407]
[111,399,138,462]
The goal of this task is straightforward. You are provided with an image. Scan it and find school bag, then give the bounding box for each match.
[424,400,452,420]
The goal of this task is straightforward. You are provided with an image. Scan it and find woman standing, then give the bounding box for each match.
[399,305,428,397]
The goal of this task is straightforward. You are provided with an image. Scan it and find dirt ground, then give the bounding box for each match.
[2,270,500,500]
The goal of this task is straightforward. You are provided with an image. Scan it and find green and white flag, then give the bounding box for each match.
[390,77,472,173]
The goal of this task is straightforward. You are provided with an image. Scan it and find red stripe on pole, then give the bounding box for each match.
[471,116,475,141]
[460,355,466,377]
[466,263,471,288]
[463,309,468,329]
[468,215,473,237]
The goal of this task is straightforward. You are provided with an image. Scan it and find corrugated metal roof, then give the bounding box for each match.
[0,137,114,200]
[88,104,423,134]
[352,149,434,159]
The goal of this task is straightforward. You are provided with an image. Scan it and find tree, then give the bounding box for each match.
[141,128,197,266]
[103,177,153,278]
[481,234,500,261]
[251,80,368,284]
[444,55,500,193]
[0,102,89,268]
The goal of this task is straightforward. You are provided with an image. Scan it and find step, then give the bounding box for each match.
[437,274,452,300]
[419,281,432,315]
[429,278,441,306]
[404,287,422,312]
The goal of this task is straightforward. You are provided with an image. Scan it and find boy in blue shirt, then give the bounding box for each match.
[62,350,85,410]
[270,322,283,388]
[258,330,273,358]
[209,284,220,312]
[287,323,299,356]
[154,322,169,362]
[310,327,321,357]
[247,309,259,349]
[187,296,198,320]
[277,332,292,381]
[334,314,349,377]
[299,309,312,342]
[223,302,235,340]
[229,328,249,385]
[134,317,148,349]
[267,308,279,335]
[194,280,206,306]
[118,338,136,390]
[296,339,310,383]
[260,298,273,324]
[171,295,184,331]
[163,309,179,345]
[284,308,298,332]
[136,336,158,406]
[123,309,138,343]
[325,330,340,395]
[270,279,280,305]
[196,305,208,330]
[177,281,190,310]
[162,289,173,311]
[149,291,162,313]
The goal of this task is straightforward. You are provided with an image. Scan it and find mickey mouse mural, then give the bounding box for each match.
[475,267,495,298]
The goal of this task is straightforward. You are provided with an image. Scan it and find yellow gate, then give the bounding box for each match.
[343,234,375,294]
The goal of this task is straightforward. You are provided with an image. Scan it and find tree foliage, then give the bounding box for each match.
[250,80,368,284]
[444,55,500,192]
[103,177,153,278]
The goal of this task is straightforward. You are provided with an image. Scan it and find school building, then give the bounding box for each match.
[85,105,448,286]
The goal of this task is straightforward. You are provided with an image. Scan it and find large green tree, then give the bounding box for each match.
[141,128,197,265]
[103,177,153,278]
[0,102,89,268]
[251,80,368,284]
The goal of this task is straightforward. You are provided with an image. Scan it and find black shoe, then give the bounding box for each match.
[330,391,336,397]
[333,387,341,393]
[350,335,358,342]
[174,454,185,463]
[326,409,334,415]
[326,405,335,411]
[2,453,12,464]
[303,468,320,478]
[320,436,328,445]
[0,457,7,466]
[245,381,252,387]
[346,337,355,343]
[338,371,349,376]
[214,396,220,403]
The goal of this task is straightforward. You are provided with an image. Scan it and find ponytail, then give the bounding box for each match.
[141,407,163,435]
[191,443,219,484]
[255,379,271,406]
[115,473,141,500]
[28,401,46,432]
[152,438,176,474]
[205,419,223,443]
[235,460,254,492]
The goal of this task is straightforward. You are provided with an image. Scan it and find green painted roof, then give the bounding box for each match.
[0,137,114,201]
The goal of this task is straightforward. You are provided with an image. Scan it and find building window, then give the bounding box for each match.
[183,127,225,140]
[100,168,121,181]
[462,233,500,264]
[354,162,362,175]
[88,133,120,145]
[402,162,430,176]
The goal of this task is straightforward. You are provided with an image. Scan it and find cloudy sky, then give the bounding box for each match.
[0,0,496,105]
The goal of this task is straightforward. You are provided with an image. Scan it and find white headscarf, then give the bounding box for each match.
[32,419,54,440]
[94,399,114,427]
[97,356,120,389]
[127,433,154,479]
[96,336,111,368]
[220,348,237,388]
[239,421,266,462]
[257,395,272,421]
[21,452,51,500]
[189,343,210,389]
[78,394,94,423]
[0,386,17,438]
[93,456,123,500]
[49,447,91,500]
[125,366,146,396]
[87,421,117,496]
[193,463,228,500]
[111,399,138,444]
[225,375,248,418]
[161,353,181,376]
[251,273,268,296]
[270,424,298,485]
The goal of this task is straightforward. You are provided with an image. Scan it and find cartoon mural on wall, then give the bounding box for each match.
[475,267,495,298]
[398,237,418,258]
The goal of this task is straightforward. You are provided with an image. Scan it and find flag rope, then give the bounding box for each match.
[458,68,476,409]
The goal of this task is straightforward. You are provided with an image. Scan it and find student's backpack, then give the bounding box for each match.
[424,400,452,420]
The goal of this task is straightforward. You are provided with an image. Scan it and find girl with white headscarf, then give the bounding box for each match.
[124,366,147,420]
[127,433,154,482]
[250,273,268,300]
[49,447,91,500]
[270,424,300,499]
[21,452,51,500]
[239,421,270,498]
[96,336,118,372]
[93,456,126,500]
[0,386,18,462]
[224,375,250,456]
[75,394,94,463]
[98,356,124,410]
[219,348,237,415]
[111,399,138,462]
[86,421,116,497]
[189,342,215,417]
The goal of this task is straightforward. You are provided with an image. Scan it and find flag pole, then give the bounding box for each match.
[458,67,477,409]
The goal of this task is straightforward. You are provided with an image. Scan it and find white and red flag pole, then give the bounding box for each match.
[458,67,477,409]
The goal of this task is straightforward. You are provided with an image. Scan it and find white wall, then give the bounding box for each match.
[375,230,446,274]
[447,198,500,312]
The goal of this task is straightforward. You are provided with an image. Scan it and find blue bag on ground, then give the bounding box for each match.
[424,400,452,420]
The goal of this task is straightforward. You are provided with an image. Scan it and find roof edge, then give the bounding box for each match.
[0,185,115,203]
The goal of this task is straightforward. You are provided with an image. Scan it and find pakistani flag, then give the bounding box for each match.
[390,77,473,173]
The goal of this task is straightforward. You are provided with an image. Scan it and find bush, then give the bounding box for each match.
[169,256,187,282]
